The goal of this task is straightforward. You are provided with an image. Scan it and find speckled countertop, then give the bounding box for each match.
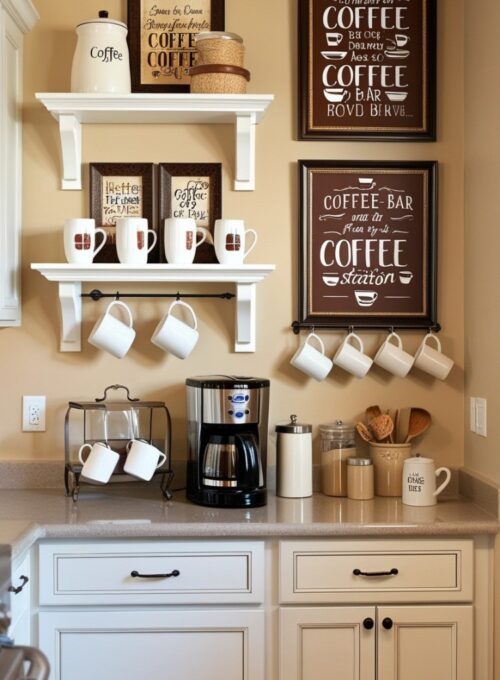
[0,485,498,559]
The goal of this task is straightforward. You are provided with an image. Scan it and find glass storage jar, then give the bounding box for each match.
[320,420,356,497]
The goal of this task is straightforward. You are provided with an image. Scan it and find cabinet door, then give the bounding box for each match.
[377,605,473,680]
[39,609,264,680]
[280,606,375,680]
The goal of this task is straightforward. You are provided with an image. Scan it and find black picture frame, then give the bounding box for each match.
[296,160,438,330]
[298,0,436,140]
[128,0,225,93]
[89,163,156,263]
[158,162,222,263]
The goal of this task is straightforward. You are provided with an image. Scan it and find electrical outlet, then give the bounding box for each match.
[22,396,46,432]
[469,397,477,433]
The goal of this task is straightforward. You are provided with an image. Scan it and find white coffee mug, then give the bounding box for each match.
[402,455,452,506]
[78,441,119,484]
[151,300,199,359]
[414,333,454,380]
[374,332,414,378]
[64,218,107,264]
[333,332,373,378]
[124,439,167,481]
[214,219,257,265]
[290,332,333,382]
[88,300,136,358]
[116,218,157,265]
[164,218,209,265]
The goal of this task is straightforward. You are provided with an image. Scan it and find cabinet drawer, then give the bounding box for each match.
[279,539,473,604]
[39,540,264,605]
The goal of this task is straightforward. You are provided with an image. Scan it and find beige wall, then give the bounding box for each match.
[0,0,464,468]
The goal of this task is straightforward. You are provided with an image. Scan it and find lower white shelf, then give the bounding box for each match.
[31,263,275,353]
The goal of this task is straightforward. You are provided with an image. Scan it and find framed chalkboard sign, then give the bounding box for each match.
[299,0,436,140]
[297,160,437,330]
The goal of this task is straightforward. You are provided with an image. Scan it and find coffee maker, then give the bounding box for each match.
[186,375,270,508]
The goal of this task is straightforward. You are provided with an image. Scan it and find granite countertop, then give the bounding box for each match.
[0,485,498,559]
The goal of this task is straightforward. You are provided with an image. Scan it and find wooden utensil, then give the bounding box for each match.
[387,409,397,444]
[365,405,382,423]
[356,422,374,443]
[368,414,394,442]
[396,407,411,443]
[405,408,432,443]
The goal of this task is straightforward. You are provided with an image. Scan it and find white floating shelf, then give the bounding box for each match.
[31,263,275,353]
[35,92,274,191]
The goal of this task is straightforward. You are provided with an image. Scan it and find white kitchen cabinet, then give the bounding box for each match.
[0,0,38,326]
[280,605,473,680]
[8,549,31,646]
[279,539,478,680]
[39,609,264,680]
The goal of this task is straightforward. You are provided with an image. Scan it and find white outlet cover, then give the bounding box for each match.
[476,398,487,437]
[469,397,477,433]
[22,395,46,432]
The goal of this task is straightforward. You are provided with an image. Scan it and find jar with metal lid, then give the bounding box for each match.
[195,31,245,66]
[347,457,374,500]
[320,420,356,497]
[275,415,312,498]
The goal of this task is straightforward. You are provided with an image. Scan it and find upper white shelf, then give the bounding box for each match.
[31,263,276,354]
[35,92,274,191]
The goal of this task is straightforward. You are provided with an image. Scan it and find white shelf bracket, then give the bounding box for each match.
[234,113,256,191]
[58,281,82,352]
[235,282,256,352]
[59,114,82,190]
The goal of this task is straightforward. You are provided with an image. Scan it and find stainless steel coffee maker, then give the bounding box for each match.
[186,375,270,507]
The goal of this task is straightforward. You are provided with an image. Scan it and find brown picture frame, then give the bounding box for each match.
[296,160,438,331]
[89,163,156,263]
[159,162,222,263]
[127,0,225,93]
[298,0,436,140]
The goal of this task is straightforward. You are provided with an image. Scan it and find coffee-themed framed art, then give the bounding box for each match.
[298,0,436,140]
[159,162,222,263]
[127,0,225,93]
[89,163,156,263]
[297,160,438,329]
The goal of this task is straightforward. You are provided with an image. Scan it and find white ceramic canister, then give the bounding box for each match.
[402,454,451,506]
[71,10,131,93]
[276,415,312,498]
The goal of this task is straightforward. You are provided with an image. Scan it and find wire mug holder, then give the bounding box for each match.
[64,384,174,502]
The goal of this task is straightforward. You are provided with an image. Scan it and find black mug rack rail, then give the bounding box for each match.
[291,320,441,334]
[82,289,236,301]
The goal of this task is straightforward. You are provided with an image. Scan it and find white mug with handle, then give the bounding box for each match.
[88,300,136,358]
[78,441,119,484]
[124,439,167,481]
[64,218,107,264]
[290,332,333,381]
[214,219,257,265]
[402,455,452,506]
[374,331,414,378]
[116,217,157,265]
[333,332,373,378]
[414,333,454,380]
[164,218,209,265]
[151,299,199,359]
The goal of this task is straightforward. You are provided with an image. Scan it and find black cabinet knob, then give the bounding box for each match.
[363,617,374,630]
[382,617,394,630]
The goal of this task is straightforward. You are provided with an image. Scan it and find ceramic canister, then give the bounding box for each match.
[276,415,313,498]
[71,10,131,93]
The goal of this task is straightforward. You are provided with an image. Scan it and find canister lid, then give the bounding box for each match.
[195,31,243,43]
[347,457,372,466]
[319,420,355,434]
[404,454,433,464]
[77,10,127,29]
[275,414,312,434]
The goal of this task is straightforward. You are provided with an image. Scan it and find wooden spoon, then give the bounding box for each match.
[396,407,411,443]
[365,405,382,423]
[369,414,394,442]
[405,408,432,443]
[356,422,374,443]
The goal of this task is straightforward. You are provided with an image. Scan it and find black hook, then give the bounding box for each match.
[176,291,181,301]
[348,325,354,334]
[389,326,395,334]
[115,291,120,301]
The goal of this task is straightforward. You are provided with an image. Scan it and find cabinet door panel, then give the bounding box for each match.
[377,605,473,680]
[280,606,375,680]
[39,609,264,680]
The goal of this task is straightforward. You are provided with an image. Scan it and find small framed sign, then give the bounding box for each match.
[297,160,437,329]
[299,0,436,140]
[89,163,156,263]
[159,162,222,263]
[128,0,225,92]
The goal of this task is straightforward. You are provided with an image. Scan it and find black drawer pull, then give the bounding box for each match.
[130,569,180,579]
[9,575,29,594]
[353,568,399,577]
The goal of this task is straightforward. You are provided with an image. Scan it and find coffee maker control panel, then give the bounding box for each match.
[202,388,259,424]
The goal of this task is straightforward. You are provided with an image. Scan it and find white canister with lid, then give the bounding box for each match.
[71,10,131,93]
[402,454,451,506]
[276,415,312,498]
